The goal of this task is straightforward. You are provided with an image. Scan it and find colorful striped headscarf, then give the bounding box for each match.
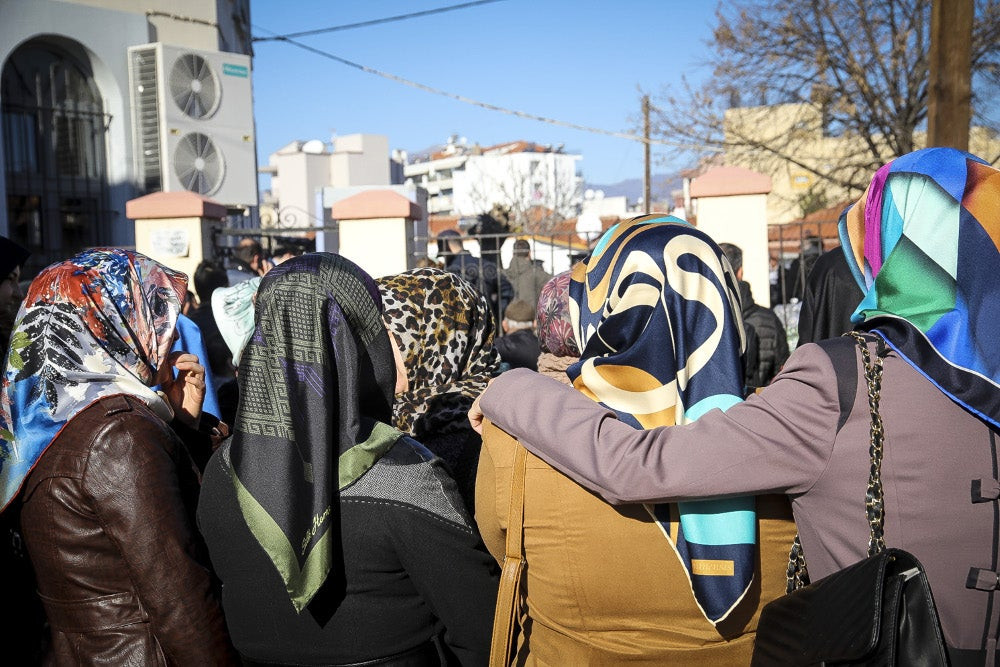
[230,253,402,613]
[569,215,754,624]
[0,248,187,510]
[839,147,1000,427]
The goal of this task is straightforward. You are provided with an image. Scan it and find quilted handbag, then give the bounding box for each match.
[751,333,948,666]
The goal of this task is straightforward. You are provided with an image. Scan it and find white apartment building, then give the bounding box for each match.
[404,137,583,228]
[1,0,256,271]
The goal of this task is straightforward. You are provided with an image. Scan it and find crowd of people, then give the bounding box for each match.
[0,146,996,665]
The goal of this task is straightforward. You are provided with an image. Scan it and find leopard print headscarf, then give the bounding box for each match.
[377,268,500,437]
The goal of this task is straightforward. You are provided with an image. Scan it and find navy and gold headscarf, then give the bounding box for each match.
[568,215,755,624]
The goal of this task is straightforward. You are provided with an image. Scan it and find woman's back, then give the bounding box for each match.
[477,425,794,665]
[479,340,1000,657]
[477,216,799,663]
[199,254,498,666]
[200,435,496,665]
[786,341,998,652]
[473,148,1000,663]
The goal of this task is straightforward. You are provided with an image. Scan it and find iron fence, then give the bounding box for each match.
[3,102,114,276]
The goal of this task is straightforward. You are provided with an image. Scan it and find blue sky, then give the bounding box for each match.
[249,1,717,187]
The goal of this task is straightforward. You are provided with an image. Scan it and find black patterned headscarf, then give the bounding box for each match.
[229,253,402,613]
[376,267,499,437]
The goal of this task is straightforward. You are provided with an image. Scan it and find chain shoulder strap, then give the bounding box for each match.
[786,332,887,592]
[846,331,887,556]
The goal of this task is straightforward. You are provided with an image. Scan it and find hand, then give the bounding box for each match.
[160,351,205,429]
[468,377,495,435]
[210,421,230,451]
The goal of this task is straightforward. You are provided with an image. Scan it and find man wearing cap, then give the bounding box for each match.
[494,299,541,372]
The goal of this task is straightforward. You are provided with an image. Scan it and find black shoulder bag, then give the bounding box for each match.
[751,332,949,666]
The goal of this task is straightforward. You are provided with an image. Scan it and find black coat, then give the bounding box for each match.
[739,280,790,391]
[494,329,541,372]
[796,248,865,346]
[446,253,513,330]
[198,437,498,666]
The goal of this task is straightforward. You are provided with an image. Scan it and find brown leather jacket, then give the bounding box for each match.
[20,394,236,665]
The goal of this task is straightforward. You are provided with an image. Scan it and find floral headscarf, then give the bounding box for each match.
[570,215,753,625]
[535,270,580,358]
[0,248,187,510]
[376,268,500,437]
[839,146,1000,427]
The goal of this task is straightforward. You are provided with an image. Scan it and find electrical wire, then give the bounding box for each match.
[255,33,722,151]
[252,0,505,42]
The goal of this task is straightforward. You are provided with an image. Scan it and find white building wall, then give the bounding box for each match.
[0,0,149,240]
[0,0,251,242]
[402,154,466,215]
[582,195,629,218]
[694,193,772,307]
[330,134,390,187]
[269,151,331,227]
[266,134,394,228]
[61,0,251,53]
[453,151,582,218]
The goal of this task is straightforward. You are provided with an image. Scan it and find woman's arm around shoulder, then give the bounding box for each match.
[478,343,845,505]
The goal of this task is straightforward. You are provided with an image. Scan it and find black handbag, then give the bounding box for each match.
[751,332,949,666]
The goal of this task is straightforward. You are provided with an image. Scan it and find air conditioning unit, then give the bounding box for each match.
[128,43,258,207]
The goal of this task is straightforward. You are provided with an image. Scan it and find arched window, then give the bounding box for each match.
[2,39,111,272]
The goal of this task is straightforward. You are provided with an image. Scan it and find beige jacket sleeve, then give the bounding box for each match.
[479,343,843,505]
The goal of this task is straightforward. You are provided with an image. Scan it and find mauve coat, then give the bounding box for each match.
[482,339,1000,661]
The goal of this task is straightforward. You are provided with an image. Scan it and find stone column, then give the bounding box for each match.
[330,190,423,279]
[690,166,773,307]
[126,191,227,279]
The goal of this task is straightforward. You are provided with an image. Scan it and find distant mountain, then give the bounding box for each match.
[584,173,681,203]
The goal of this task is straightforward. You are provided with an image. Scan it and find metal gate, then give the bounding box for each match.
[3,102,114,275]
[2,40,115,276]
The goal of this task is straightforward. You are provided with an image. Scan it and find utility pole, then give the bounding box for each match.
[643,95,651,214]
[927,0,973,150]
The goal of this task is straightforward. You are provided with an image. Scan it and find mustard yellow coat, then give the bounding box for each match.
[476,422,796,666]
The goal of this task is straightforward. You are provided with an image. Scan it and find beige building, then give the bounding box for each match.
[330,189,423,279]
[723,102,1000,224]
[260,134,396,228]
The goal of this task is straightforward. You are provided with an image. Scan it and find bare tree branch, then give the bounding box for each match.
[652,0,1000,201]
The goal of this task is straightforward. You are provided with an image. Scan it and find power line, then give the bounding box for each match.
[252,0,505,42]
[259,34,722,152]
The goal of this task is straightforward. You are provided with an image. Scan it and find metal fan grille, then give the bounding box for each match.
[129,48,162,190]
[169,53,219,119]
[173,132,224,195]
